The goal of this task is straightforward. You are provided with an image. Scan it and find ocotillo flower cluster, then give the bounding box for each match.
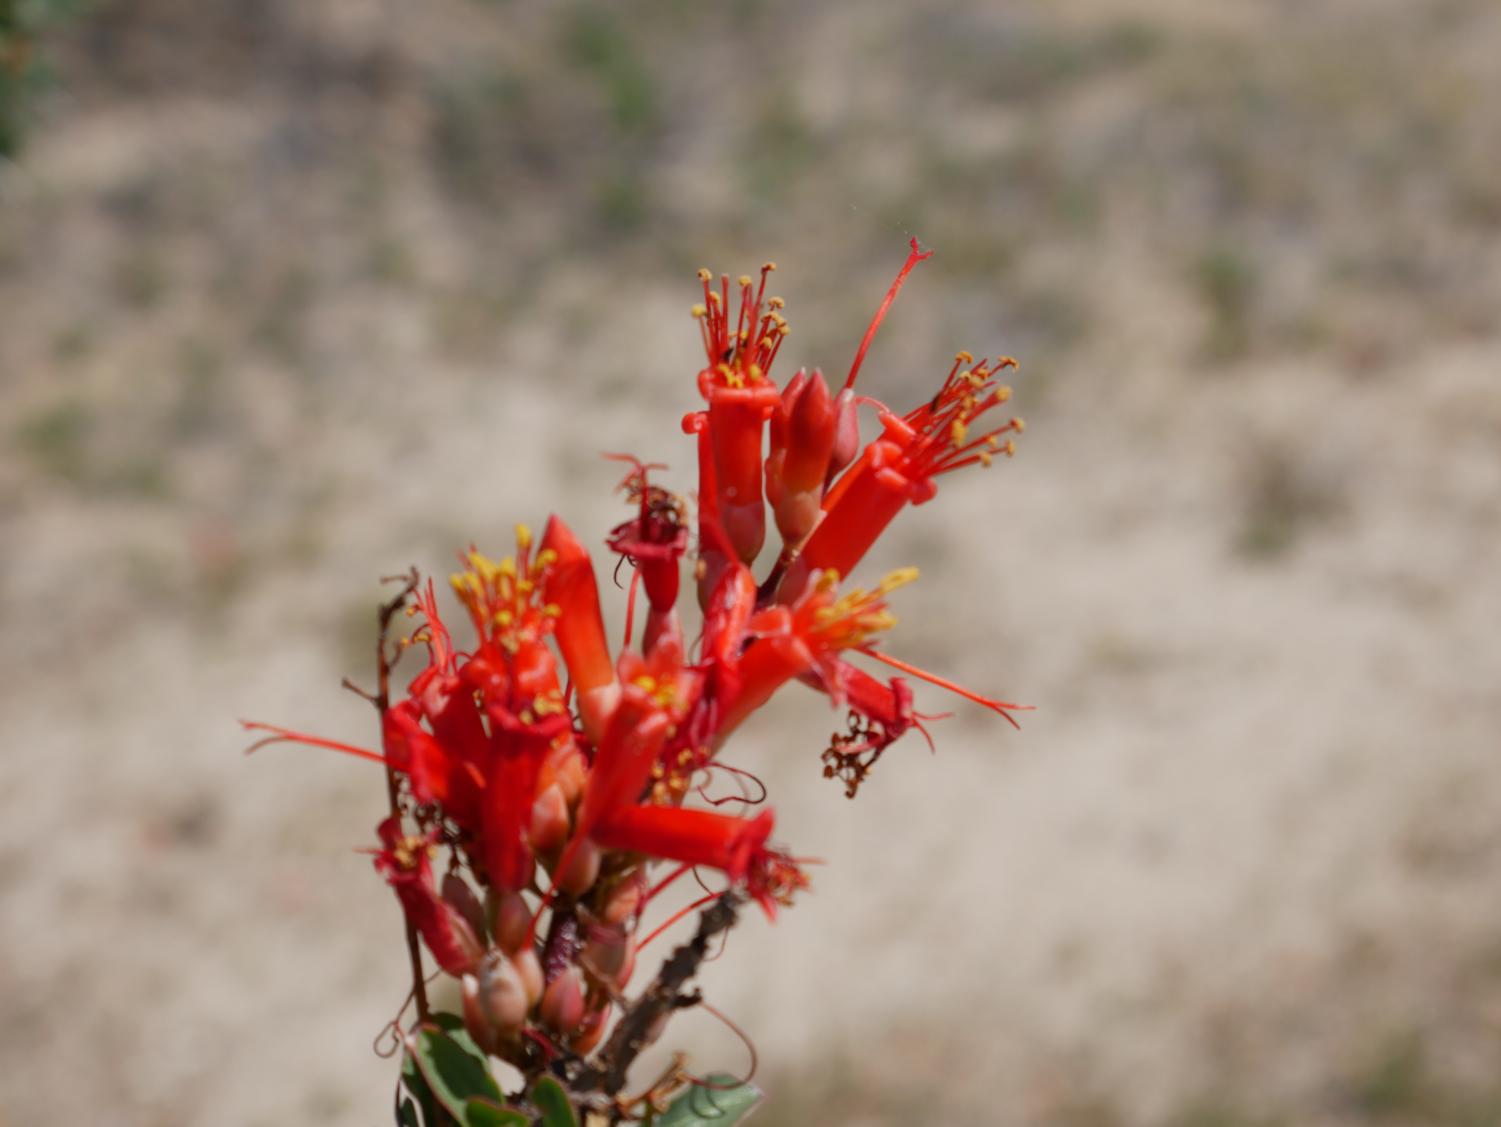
[245,239,1025,1085]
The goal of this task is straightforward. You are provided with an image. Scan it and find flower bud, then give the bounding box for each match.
[475,950,529,1033]
[600,874,645,926]
[441,871,488,946]
[461,973,500,1055]
[826,387,861,485]
[582,925,629,985]
[487,889,531,954]
[556,837,601,896]
[540,966,586,1034]
[570,1001,611,1055]
[513,944,544,1008]
[529,783,570,853]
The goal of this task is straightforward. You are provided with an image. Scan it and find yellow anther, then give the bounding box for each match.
[979,451,994,467]
[1002,439,1016,457]
[762,262,777,272]
[691,303,707,319]
[1011,416,1025,433]
[879,566,919,594]
[632,674,658,693]
[697,268,712,281]
[536,548,557,569]
[955,350,974,364]
[495,609,514,627]
[778,323,790,336]
[993,386,1012,404]
[708,291,722,305]
[515,524,532,551]
[950,419,968,447]
[520,709,535,725]
[738,275,752,288]
[768,296,785,309]
[748,364,763,381]
[543,602,561,617]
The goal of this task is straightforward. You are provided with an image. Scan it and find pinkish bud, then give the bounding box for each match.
[570,1002,611,1055]
[513,945,544,1007]
[441,871,488,947]
[781,369,835,497]
[461,974,500,1055]
[475,951,529,1033]
[557,837,601,896]
[540,966,586,1034]
[529,783,570,853]
[600,874,645,926]
[826,387,861,485]
[487,889,531,954]
[582,926,629,985]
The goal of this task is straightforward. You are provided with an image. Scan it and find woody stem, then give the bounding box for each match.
[375,568,430,1023]
[573,891,745,1104]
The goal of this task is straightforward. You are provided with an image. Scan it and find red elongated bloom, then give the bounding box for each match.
[539,515,619,741]
[594,806,774,884]
[692,263,788,566]
[714,567,916,742]
[779,354,1023,602]
[372,817,483,977]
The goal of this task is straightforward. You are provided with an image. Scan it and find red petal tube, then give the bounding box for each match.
[594,806,775,882]
[540,515,619,739]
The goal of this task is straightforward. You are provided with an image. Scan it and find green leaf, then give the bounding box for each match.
[655,1075,763,1126]
[404,1017,504,1122]
[399,1055,439,1127]
[529,1076,581,1127]
[396,1093,422,1127]
[464,1097,531,1127]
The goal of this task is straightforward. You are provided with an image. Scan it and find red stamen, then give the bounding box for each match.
[239,721,387,765]
[856,648,1030,729]
[634,891,724,952]
[843,237,934,392]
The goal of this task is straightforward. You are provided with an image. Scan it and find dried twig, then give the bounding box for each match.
[572,892,745,1103]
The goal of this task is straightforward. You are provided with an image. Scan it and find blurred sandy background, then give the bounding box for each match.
[3,1,1500,1124]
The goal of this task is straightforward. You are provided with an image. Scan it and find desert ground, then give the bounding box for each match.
[3,1,1500,1124]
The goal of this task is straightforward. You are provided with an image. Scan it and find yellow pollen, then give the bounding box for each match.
[994,386,1012,404]
[1011,416,1025,433]
[879,566,919,593]
[980,452,994,467]
[762,262,777,272]
[536,548,558,568]
[691,303,707,319]
[515,524,532,551]
[1003,439,1016,457]
[955,350,974,364]
[697,268,712,281]
[543,603,562,617]
[738,275,752,287]
[950,419,968,447]
[769,296,785,309]
[708,291,722,306]
[520,709,535,725]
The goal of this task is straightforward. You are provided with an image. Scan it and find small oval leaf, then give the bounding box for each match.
[405,1019,503,1121]
[529,1075,581,1127]
[465,1097,532,1127]
[656,1074,763,1126]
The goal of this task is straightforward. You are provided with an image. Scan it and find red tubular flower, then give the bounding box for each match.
[605,455,689,655]
[714,568,915,742]
[692,264,788,566]
[594,806,774,883]
[539,515,619,741]
[372,816,483,977]
[778,355,1022,602]
[765,368,837,547]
